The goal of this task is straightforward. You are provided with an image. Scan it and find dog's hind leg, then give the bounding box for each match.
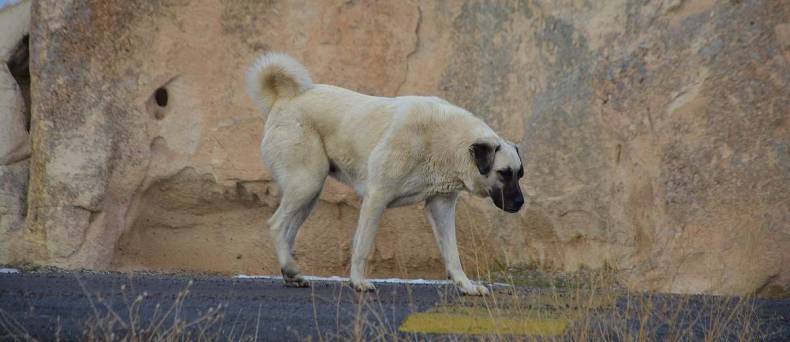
[268,179,323,287]
[263,126,328,288]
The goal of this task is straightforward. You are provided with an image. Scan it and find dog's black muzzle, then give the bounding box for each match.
[489,184,524,213]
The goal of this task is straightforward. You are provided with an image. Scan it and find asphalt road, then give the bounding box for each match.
[0,270,444,341]
[0,270,788,341]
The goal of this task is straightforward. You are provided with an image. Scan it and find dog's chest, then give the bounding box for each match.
[387,177,461,208]
[386,193,425,208]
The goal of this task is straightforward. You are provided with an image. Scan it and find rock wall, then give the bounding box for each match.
[1,0,787,297]
[0,0,31,264]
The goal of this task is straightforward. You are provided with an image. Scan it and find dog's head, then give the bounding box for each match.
[469,139,525,213]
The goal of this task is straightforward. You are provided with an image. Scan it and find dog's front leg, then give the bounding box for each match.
[350,191,388,292]
[426,193,490,296]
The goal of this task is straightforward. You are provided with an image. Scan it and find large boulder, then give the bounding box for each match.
[6,0,788,296]
[0,0,31,264]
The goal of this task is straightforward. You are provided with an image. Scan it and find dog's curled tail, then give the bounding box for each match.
[246,52,313,113]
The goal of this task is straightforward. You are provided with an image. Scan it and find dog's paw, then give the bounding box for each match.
[281,268,309,288]
[284,276,310,288]
[458,283,489,296]
[351,279,376,293]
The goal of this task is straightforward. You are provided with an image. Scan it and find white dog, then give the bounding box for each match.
[246,53,524,295]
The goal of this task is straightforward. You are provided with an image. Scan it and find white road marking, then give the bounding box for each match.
[235,274,509,287]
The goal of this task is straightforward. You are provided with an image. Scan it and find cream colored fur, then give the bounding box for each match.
[247,53,522,295]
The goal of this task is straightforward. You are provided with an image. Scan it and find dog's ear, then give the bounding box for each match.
[470,142,498,175]
[512,143,524,178]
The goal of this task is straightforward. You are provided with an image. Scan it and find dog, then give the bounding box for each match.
[246,53,524,295]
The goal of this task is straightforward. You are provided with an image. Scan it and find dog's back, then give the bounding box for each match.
[247,53,493,193]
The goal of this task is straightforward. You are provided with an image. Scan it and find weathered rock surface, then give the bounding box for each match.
[0,0,31,264]
[3,0,788,297]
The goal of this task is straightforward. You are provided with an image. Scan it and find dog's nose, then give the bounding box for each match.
[505,196,524,213]
[514,196,524,208]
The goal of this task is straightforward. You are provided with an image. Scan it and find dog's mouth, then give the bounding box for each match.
[503,206,521,213]
[500,202,523,213]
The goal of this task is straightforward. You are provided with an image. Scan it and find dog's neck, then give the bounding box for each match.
[458,134,501,198]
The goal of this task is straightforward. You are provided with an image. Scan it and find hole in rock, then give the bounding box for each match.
[154,87,168,107]
[6,35,30,131]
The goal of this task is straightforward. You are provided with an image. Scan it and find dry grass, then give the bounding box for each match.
[0,277,263,341]
[0,267,773,341]
[320,265,767,341]
[0,309,36,341]
[78,279,233,341]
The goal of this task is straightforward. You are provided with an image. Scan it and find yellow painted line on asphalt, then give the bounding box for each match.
[399,312,569,336]
[398,290,618,336]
